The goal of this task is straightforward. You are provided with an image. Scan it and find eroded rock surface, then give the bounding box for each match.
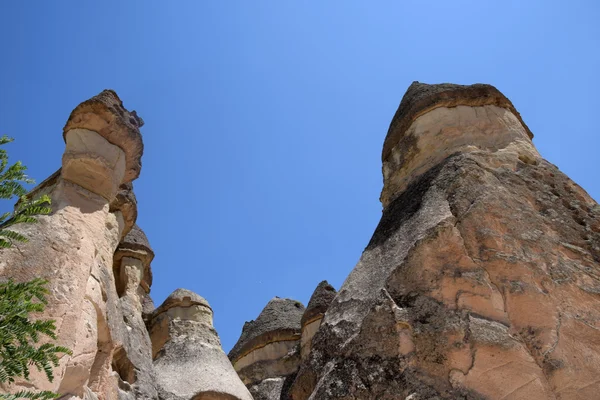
[0,90,150,398]
[149,289,253,400]
[292,82,600,400]
[230,298,305,398]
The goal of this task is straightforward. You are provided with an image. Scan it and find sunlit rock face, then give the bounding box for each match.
[0,90,150,399]
[292,82,600,400]
[229,297,305,399]
[149,289,253,400]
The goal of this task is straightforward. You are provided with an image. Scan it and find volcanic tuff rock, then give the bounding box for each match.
[149,289,253,400]
[3,82,600,400]
[299,281,336,361]
[229,298,305,399]
[0,91,251,400]
[290,82,600,399]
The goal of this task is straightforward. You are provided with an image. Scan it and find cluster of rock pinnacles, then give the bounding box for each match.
[1,83,599,399]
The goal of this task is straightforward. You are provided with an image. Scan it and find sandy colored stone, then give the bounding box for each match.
[62,128,127,200]
[299,281,336,361]
[0,90,157,400]
[63,89,144,183]
[294,82,600,400]
[150,289,253,400]
[110,182,138,239]
[382,81,533,162]
[114,224,154,295]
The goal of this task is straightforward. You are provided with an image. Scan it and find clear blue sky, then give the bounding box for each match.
[0,2,598,352]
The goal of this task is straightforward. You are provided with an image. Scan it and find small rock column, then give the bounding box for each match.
[149,289,253,400]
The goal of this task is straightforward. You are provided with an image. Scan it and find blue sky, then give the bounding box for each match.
[0,1,598,352]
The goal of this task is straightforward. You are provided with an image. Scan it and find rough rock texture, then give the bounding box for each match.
[110,182,138,239]
[149,289,253,400]
[114,224,154,296]
[299,281,336,360]
[230,298,304,398]
[111,225,157,399]
[63,89,144,183]
[291,82,600,400]
[0,90,148,398]
[0,91,248,400]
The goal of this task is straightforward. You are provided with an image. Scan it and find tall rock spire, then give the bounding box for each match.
[0,90,147,398]
[291,82,600,399]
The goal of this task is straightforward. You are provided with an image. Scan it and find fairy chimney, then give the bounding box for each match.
[291,82,600,399]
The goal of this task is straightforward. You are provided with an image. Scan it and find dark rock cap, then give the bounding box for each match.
[229,297,305,363]
[153,288,211,316]
[114,224,154,291]
[63,89,144,183]
[301,281,337,327]
[382,82,533,162]
[109,182,138,238]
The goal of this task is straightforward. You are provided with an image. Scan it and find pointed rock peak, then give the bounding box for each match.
[301,281,337,327]
[63,89,144,182]
[119,224,152,254]
[383,81,533,162]
[229,297,305,363]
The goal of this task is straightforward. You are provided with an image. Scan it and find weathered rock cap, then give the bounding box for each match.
[114,224,154,292]
[229,297,305,363]
[301,281,337,327]
[109,182,138,238]
[382,82,533,161]
[153,288,212,316]
[63,89,144,183]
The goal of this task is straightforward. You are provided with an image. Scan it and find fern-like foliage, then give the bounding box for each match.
[0,279,72,387]
[0,136,51,249]
[0,136,70,399]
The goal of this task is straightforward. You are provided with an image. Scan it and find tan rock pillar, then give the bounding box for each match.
[149,289,253,400]
[0,90,144,397]
[104,224,157,399]
[294,82,600,399]
[113,224,154,304]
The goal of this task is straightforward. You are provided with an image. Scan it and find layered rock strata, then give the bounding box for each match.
[229,298,305,399]
[291,82,600,399]
[149,289,253,400]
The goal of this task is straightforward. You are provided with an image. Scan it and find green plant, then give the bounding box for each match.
[0,136,71,399]
[0,279,72,400]
[0,136,51,248]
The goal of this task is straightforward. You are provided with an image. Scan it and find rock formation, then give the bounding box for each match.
[299,281,336,361]
[229,298,305,399]
[2,82,600,400]
[0,90,250,400]
[290,82,600,399]
[149,289,253,400]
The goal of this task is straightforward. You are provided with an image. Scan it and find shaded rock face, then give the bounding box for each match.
[292,82,600,400]
[230,298,305,398]
[149,289,253,400]
[299,281,336,361]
